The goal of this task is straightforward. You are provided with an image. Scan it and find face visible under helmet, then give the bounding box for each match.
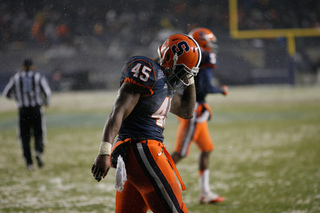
[189,28,218,53]
[157,34,202,89]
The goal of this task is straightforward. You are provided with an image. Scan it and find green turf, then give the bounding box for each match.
[0,86,319,212]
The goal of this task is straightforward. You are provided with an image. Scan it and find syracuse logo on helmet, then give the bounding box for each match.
[157,34,202,88]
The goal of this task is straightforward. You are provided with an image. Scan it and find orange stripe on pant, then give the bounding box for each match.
[113,139,188,213]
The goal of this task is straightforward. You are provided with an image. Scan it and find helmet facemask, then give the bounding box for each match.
[167,56,199,87]
[207,40,219,53]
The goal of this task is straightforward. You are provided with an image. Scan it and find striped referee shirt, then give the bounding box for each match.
[3,70,51,108]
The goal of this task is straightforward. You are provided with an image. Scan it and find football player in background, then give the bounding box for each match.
[91,34,201,212]
[171,28,228,204]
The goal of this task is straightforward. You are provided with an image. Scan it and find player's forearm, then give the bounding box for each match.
[171,84,196,119]
[180,84,196,118]
[101,117,120,144]
[101,105,126,144]
[207,85,224,94]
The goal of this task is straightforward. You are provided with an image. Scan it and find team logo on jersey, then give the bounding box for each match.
[171,41,190,56]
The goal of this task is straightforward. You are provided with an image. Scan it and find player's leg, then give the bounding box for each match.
[19,108,33,169]
[115,181,148,213]
[194,121,214,172]
[33,107,45,167]
[172,116,196,164]
[131,140,188,213]
[199,151,211,171]
[111,140,148,212]
[194,121,224,204]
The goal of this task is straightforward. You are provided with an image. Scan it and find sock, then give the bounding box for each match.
[199,169,211,195]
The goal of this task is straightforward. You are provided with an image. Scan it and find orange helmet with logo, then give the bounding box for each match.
[157,34,202,88]
[189,28,218,52]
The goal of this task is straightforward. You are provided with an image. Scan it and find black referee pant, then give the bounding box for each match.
[18,106,45,166]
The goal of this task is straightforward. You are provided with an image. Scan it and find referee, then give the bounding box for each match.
[3,58,51,170]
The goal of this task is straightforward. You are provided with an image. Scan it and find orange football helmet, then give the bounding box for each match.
[157,34,202,88]
[189,28,218,52]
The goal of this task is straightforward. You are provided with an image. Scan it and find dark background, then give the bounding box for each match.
[1,0,320,91]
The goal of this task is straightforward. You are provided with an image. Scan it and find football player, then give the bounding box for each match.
[91,34,201,212]
[171,28,228,204]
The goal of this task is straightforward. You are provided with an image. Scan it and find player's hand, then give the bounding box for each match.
[221,85,229,96]
[91,155,111,182]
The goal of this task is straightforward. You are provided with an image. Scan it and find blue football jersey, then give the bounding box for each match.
[200,51,217,69]
[118,56,175,142]
[195,51,223,103]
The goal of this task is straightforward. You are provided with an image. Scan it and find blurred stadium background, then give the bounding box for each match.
[1,1,320,212]
[1,0,320,91]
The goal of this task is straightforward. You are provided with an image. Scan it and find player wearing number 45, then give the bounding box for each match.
[91,34,201,213]
[3,58,51,171]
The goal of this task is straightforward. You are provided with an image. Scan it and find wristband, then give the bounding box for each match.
[98,142,112,155]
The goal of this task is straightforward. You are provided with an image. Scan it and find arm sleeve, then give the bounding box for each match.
[40,75,51,105]
[202,68,224,94]
[2,77,15,99]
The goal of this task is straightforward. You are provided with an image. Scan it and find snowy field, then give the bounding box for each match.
[1,85,320,212]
